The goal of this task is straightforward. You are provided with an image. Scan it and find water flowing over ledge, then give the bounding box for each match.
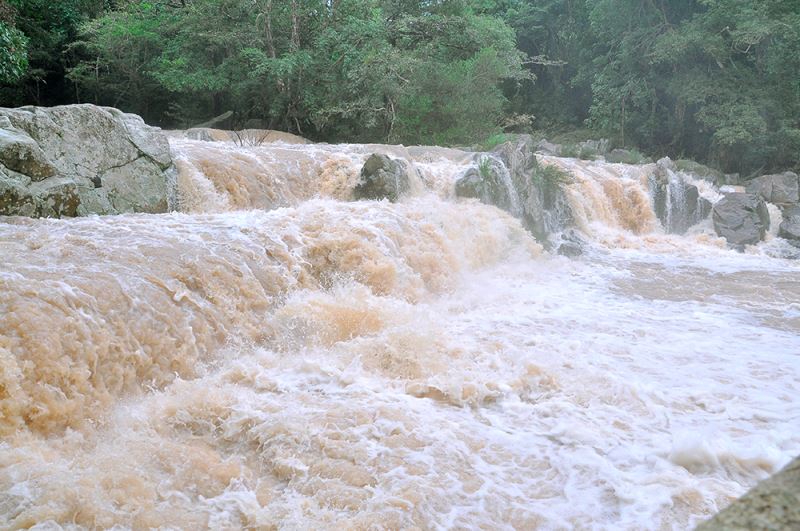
[1,128,799,529]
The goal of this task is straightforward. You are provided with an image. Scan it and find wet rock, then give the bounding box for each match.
[0,172,80,217]
[455,157,514,212]
[650,158,712,234]
[353,153,410,202]
[745,172,799,206]
[697,457,800,530]
[0,104,175,217]
[779,205,800,246]
[556,229,588,257]
[712,192,770,248]
[493,135,573,243]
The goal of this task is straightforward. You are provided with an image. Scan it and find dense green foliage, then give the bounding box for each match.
[0,21,27,84]
[1,0,798,173]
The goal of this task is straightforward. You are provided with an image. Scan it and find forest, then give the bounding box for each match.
[1,0,798,175]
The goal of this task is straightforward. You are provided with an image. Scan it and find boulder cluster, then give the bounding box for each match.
[712,171,799,249]
[0,104,175,217]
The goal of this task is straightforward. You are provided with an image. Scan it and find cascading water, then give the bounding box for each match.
[2,137,799,529]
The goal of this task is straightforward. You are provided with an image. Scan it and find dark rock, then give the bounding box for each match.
[0,174,80,218]
[454,167,483,198]
[650,158,712,234]
[712,193,770,248]
[745,172,799,206]
[557,242,583,257]
[556,229,588,257]
[353,153,410,202]
[697,457,800,530]
[493,135,573,244]
[779,205,800,246]
[455,157,514,212]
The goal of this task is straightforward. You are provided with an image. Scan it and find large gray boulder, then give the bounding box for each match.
[353,153,410,202]
[712,192,770,248]
[0,104,176,217]
[745,172,799,206]
[697,457,800,530]
[779,205,800,246]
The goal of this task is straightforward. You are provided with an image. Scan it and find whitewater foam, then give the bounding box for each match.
[1,138,799,529]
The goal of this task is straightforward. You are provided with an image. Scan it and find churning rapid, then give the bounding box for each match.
[1,136,799,530]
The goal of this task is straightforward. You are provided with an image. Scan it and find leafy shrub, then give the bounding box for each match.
[578,145,598,160]
[481,133,509,151]
[605,149,651,165]
[0,22,27,84]
[533,164,572,188]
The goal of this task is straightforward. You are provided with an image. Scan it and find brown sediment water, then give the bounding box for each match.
[1,140,798,529]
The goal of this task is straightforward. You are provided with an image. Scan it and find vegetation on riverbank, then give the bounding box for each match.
[1,0,798,175]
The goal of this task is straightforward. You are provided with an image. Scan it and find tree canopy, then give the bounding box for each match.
[1,0,798,174]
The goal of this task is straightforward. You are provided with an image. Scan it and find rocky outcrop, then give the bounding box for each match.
[651,157,713,234]
[454,136,574,244]
[697,457,800,530]
[712,192,770,248]
[492,135,573,243]
[779,205,800,246]
[353,153,410,202]
[745,172,799,206]
[0,104,176,217]
[455,156,516,213]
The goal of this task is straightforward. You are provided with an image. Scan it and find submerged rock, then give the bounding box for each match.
[556,229,588,257]
[779,205,800,246]
[0,104,176,217]
[353,153,410,202]
[712,192,770,248]
[745,172,799,206]
[697,457,800,530]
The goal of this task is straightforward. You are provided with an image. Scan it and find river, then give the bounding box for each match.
[1,138,798,529]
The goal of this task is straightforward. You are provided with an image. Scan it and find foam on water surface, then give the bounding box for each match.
[1,139,799,530]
